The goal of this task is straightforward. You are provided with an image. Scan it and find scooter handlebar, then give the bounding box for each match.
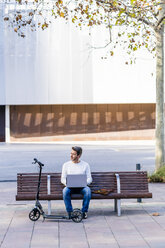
[32,158,44,167]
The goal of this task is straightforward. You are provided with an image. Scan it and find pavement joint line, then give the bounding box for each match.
[104,214,120,248]
[141,204,165,232]
[125,209,151,248]
[29,222,35,248]
[58,221,60,248]
[0,211,15,248]
[6,203,27,206]
[82,221,90,248]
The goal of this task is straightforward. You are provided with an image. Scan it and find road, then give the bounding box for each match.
[0,142,155,180]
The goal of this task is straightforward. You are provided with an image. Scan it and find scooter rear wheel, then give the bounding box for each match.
[29,208,40,221]
[71,209,83,223]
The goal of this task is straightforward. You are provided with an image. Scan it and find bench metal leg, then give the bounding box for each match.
[117,199,121,216]
[114,199,117,212]
[48,200,51,215]
[115,174,121,216]
[114,199,121,216]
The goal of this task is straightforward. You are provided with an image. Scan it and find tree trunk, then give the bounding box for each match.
[155,28,164,171]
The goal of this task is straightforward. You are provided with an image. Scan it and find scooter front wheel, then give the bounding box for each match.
[29,208,40,221]
[71,209,83,223]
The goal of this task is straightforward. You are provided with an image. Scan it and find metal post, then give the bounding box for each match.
[136,164,142,203]
[115,174,121,216]
[136,163,141,171]
[5,105,10,143]
[47,175,51,214]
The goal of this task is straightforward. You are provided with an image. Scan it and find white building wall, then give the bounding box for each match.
[0,16,94,105]
[0,7,156,105]
[91,26,156,104]
[0,7,6,104]
[92,48,156,103]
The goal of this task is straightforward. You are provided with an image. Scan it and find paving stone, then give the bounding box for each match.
[1,183,165,248]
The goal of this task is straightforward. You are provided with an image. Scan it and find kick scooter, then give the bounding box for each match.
[29,158,83,223]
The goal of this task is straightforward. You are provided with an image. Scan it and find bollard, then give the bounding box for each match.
[136,164,142,203]
[136,163,141,171]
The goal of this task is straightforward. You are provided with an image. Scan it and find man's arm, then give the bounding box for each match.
[86,163,92,185]
[61,163,67,186]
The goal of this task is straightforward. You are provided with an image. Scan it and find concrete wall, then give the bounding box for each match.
[0,5,156,105]
[10,103,155,141]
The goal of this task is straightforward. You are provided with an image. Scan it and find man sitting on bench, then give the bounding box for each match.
[61,146,92,219]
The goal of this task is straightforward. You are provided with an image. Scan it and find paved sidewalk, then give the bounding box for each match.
[0,182,165,248]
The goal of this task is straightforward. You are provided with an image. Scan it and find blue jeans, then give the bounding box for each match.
[63,186,91,213]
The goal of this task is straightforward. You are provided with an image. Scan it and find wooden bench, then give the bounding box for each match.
[16,171,152,216]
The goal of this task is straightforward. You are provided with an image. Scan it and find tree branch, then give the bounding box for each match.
[156,16,165,28]
[137,17,155,29]
[96,0,156,30]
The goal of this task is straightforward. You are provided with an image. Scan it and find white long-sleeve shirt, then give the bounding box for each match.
[61,160,92,186]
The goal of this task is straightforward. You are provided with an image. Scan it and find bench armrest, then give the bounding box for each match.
[47,175,51,194]
[115,174,121,194]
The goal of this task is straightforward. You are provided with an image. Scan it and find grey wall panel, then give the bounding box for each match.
[0,11,93,105]
[0,4,156,105]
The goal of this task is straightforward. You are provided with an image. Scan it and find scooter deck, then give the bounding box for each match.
[43,214,68,220]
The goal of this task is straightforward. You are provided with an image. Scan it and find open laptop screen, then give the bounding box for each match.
[66,174,87,188]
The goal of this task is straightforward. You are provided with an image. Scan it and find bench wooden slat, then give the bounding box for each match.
[16,171,152,202]
[16,192,152,201]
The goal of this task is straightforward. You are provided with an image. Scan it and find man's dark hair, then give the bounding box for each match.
[72,146,82,156]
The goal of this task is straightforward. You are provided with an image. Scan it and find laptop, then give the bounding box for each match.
[66,174,87,188]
